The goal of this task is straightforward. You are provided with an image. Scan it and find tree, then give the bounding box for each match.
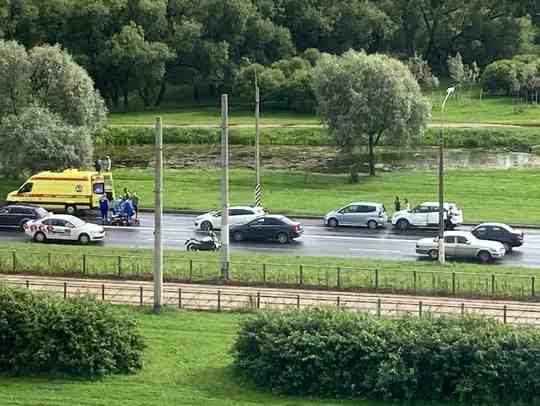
[313,50,430,179]
[406,53,439,89]
[0,39,107,177]
[0,107,92,177]
[448,52,465,85]
[104,22,174,109]
[0,40,31,115]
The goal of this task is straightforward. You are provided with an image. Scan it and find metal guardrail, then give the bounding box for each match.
[0,248,539,300]
[3,277,540,326]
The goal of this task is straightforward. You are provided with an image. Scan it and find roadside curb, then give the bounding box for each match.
[138,208,540,230]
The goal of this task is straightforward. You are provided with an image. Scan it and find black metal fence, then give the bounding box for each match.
[0,249,539,300]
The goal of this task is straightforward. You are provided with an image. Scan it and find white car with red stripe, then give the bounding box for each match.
[24,214,105,244]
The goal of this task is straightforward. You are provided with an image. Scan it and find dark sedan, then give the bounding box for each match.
[471,223,524,252]
[0,204,49,230]
[230,215,303,244]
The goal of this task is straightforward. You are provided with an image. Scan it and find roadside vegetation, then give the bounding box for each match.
[2,242,540,300]
[96,124,540,152]
[234,308,540,404]
[0,308,392,406]
[0,287,144,377]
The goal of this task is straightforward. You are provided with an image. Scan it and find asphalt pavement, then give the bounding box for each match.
[2,212,540,268]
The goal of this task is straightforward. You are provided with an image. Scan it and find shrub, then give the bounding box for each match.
[233,308,540,404]
[95,126,333,147]
[95,126,540,152]
[0,287,145,377]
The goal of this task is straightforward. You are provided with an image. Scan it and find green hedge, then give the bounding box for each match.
[233,308,540,404]
[96,126,540,151]
[95,126,332,147]
[0,287,145,377]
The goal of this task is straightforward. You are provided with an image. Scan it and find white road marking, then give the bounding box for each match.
[303,234,417,243]
[350,248,403,254]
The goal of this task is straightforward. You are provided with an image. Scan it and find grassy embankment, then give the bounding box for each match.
[1,242,539,299]
[0,307,452,406]
[111,167,539,225]
[108,94,540,126]
[2,167,539,224]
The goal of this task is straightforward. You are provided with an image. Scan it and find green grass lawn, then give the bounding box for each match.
[108,104,321,126]
[110,167,540,224]
[0,168,540,224]
[2,167,539,224]
[107,95,540,127]
[2,242,539,299]
[1,307,398,406]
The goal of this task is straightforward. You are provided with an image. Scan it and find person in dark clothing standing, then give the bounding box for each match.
[99,195,109,222]
[394,196,401,212]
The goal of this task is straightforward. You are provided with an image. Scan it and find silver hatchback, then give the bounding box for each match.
[324,202,387,229]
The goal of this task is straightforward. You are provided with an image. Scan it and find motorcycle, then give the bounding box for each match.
[185,231,221,251]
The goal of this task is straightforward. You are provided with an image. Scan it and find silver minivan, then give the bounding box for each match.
[324,202,388,229]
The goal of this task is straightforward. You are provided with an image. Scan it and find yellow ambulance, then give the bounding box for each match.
[6,169,115,214]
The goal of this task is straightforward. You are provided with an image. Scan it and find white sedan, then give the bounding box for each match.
[25,214,105,244]
[194,206,265,231]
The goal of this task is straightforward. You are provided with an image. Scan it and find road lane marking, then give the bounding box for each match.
[350,248,403,254]
[303,234,417,243]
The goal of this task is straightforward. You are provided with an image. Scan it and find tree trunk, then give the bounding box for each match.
[155,78,167,107]
[123,89,129,111]
[193,84,199,101]
[368,134,376,176]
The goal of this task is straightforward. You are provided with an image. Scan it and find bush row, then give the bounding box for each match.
[96,126,540,152]
[0,287,145,377]
[95,126,332,147]
[233,308,540,404]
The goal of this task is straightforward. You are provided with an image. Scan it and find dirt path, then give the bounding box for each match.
[3,274,540,325]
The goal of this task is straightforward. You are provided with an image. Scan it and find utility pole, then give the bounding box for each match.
[153,116,163,312]
[438,87,455,265]
[255,72,262,207]
[220,94,230,279]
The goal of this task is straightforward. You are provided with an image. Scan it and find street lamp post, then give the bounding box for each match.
[438,86,455,265]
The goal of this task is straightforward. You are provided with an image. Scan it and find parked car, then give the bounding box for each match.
[194,206,265,231]
[25,214,105,244]
[471,223,524,252]
[230,215,303,244]
[392,202,463,231]
[324,202,387,229]
[415,231,505,263]
[0,204,49,230]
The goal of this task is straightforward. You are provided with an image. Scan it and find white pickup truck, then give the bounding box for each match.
[392,202,463,231]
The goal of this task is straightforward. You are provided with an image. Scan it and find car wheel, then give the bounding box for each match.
[428,249,439,260]
[503,242,512,252]
[327,218,338,228]
[277,232,289,244]
[186,243,197,251]
[367,220,377,230]
[78,234,90,245]
[201,221,213,232]
[34,232,46,243]
[233,231,244,242]
[397,219,410,231]
[65,205,77,215]
[478,251,492,263]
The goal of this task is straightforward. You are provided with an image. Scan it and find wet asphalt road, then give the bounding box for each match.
[2,212,540,268]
